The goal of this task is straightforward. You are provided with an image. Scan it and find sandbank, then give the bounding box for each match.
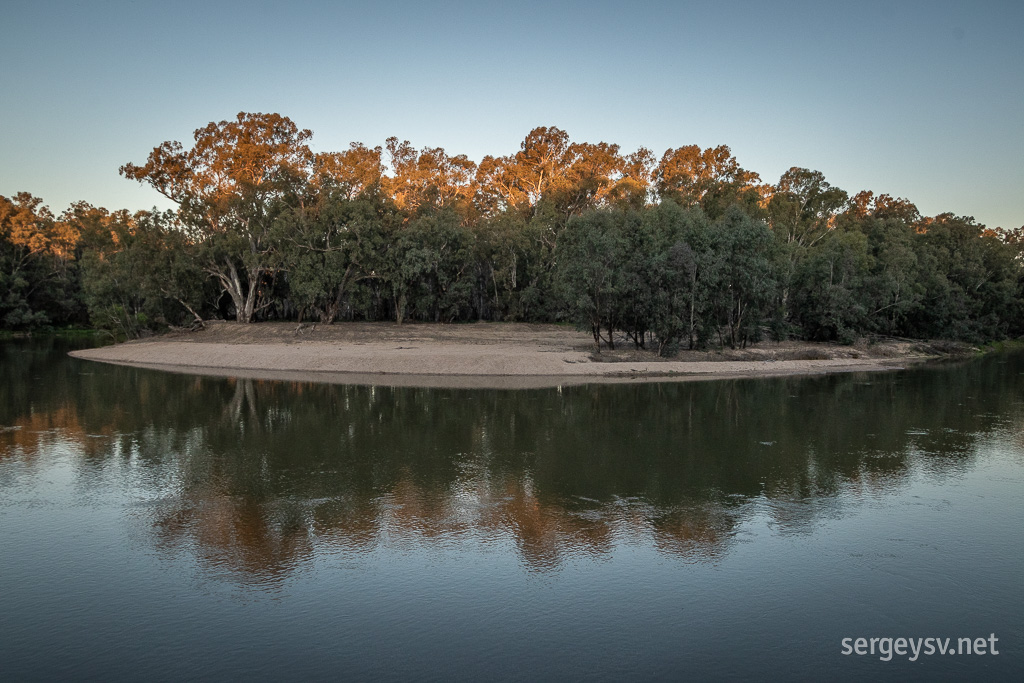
[68,321,937,389]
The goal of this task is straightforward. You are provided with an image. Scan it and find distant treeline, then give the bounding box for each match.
[3,112,1023,349]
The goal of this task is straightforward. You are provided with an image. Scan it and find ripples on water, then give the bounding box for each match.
[1,338,1022,680]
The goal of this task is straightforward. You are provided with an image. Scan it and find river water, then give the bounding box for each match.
[1,338,1021,680]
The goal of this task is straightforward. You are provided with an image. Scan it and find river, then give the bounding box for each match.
[1,338,1020,680]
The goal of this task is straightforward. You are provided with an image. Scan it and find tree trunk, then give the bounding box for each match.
[240,266,262,323]
[688,272,698,350]
[219,259,247,323]
[321,282,345,324]
[395,292,407,325]
[490,264,501,317]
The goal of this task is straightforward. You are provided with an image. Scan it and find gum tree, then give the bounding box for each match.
[121,112,313,322]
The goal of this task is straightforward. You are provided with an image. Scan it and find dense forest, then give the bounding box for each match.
[3,112,1023,351]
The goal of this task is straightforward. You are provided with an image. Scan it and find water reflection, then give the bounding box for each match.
[2,338,1022,581]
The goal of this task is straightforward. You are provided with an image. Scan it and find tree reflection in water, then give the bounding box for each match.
[3,338,1021,583]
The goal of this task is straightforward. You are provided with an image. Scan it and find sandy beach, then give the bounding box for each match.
[66,321,943,389]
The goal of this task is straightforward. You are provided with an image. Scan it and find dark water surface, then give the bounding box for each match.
[1,339,1021,681]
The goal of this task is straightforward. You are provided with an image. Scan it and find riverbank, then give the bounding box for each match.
[66,321,958,388]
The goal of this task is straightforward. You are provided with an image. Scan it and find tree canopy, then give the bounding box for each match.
[3,112,1023,349]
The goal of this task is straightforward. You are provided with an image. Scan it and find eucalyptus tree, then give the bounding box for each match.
[911,214,1022,341]
[312,143,384,200]
[384,138,478,220]
[791,228,871,342]
[121,112,314,322]
[766,168,849,249]
[611,209,653,349]
[712,207,778,348]
[476,126,573,215]
[643,202,718,352]
[0,193,83,328]
[655,145,763,219]
[78,209,204,338]
[276,191,394,323]
[476,128,654,324]
[607,147,656,211]
[555,210,627,351]
[764,168,849,326]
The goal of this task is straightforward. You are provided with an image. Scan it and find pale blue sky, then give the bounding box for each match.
[2,0,1021,227]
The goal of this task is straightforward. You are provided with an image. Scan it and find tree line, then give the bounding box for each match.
[3,112,1023,350]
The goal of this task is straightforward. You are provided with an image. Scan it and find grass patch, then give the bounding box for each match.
[979,339,1024,354]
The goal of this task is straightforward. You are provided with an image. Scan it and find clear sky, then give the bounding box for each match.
[2,0,1021,228]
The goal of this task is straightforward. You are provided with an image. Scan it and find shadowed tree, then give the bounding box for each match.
[766,168,848,249]
[78,209,205,338]
[275,191,395,324]
[910,214,1022,340]
[0,193,82,328]
[712,207,778,348]
[643,202,718,351]
[555,210,627,351]
[858,217,923,335]
[475,211,530,319]
[765,168,849,327]
[791,228,871,342]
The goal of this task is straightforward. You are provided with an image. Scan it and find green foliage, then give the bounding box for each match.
[4,117,1024,346]
[555,211,627,349]
[856,217,922,336]
[0,193,84,329]
[711,207,778,348]
[402,211,476,323]
[476,212,530,320]
[791,228,870,342]
[905,214,1021,341]
[79,211,204,339]
[642,202,717,352]
[276,192,392,323]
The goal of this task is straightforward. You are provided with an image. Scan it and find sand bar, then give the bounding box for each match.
[68,322,935,389]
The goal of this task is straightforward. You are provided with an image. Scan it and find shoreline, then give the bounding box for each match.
[68,322,939,389]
